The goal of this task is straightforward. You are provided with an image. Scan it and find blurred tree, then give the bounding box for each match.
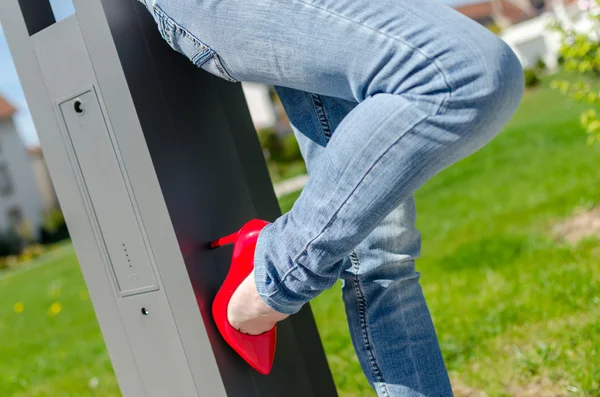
[487,22,503,34]
[535,57,548,72]
[551,0,600,144]
[39,207,69,244]
[16,218,35,246]
[0,228,22,257]
[525,67,542,87]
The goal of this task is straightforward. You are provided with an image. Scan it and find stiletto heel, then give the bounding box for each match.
[210,230,239,248]
[210,219,276,375]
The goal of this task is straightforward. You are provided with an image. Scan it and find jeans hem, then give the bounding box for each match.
[256,290,304,315]
[253,223,305,315]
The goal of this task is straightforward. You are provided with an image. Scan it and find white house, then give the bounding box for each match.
[501,13,564,69]
[453,0,585,70]
[242,83,277,131]
[0,95,44,237]
[27,145,59,211]
[241,83,292,134]
[500,1,589,70]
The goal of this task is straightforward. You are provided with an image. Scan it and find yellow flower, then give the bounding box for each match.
[48,302,62,317]
[79,290,89,301]
[13,302,24,314]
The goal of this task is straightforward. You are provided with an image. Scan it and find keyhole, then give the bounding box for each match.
[141,307,149,316]
[73,99,84,114]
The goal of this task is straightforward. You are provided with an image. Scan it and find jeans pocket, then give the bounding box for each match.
[152,5,237,83]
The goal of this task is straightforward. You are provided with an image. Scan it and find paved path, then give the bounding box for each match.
[273,174,308,198]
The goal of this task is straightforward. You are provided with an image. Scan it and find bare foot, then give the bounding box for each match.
[227,270,289,335]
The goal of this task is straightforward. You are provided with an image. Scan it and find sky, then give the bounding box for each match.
[0,0,472,147]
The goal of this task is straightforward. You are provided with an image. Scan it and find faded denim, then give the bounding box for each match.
[140,0,524,395]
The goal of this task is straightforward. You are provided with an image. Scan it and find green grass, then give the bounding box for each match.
[0,247,118,396]
[1,75,599,396]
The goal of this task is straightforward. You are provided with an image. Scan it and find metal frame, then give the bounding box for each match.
[0,1,337,396]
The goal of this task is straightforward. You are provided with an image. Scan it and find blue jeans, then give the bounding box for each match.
[141,0,524,395]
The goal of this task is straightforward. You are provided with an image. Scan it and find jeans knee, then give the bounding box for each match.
[476,40,525,120]
[445,37,524,141]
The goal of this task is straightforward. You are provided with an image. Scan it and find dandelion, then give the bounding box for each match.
[13,302,24,314]
[48,302,62,317]
[80,290,89,301]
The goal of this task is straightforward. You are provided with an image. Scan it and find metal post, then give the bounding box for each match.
[0,0,337,395]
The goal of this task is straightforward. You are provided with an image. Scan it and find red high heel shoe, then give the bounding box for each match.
[210,219,276,375]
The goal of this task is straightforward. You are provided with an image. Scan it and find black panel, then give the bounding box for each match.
[97,0,338,395]
[216,83,339,396]
[17,0,55,36]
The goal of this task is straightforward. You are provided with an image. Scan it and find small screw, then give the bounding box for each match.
[73,99,85,115]
[141,307,149,316]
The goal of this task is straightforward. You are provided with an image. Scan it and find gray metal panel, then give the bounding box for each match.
[29,15,226,397]
[58,89,159,296]
[63,1,231,394]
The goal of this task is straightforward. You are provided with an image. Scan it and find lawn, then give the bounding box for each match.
[1,75,600,396]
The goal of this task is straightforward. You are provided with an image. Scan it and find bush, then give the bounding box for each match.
[550,3,600,144]
[19,244,46,263]
[39,207,69,244]
[0,229,23,258]
[257,128,302,163]
[535,58,547,72]
[524,68,541,88]
[257,128,284,160]
[280,133,303,162]
[486,23,502,35]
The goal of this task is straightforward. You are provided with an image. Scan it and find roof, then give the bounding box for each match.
[455,1,496,20]
[455,0,581,25]
[27,146,43,156]
[455,0,535,24]
[0,95,16,121]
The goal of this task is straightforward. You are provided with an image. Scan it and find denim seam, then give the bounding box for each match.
[263,93,335,307]
[349,251,390,397]
[291,0,455,103]
[213,57,237,82]
[397,293,424,393]
[311,94,333,143]
[152,5,238,82]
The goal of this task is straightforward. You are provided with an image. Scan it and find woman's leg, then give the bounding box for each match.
[276,87,452,396]
[254,79,523,314]
[342,206,451,397]
[143,0,523,322]
[139,0,523,314]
